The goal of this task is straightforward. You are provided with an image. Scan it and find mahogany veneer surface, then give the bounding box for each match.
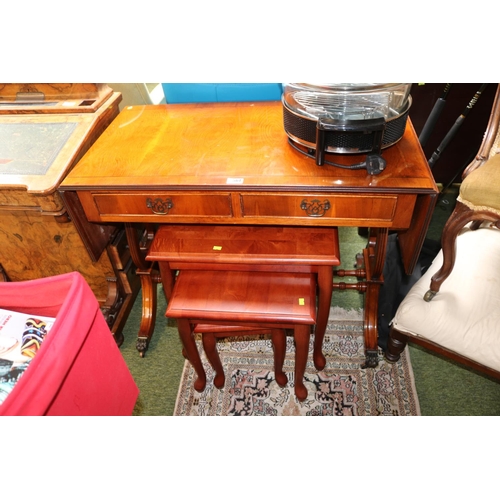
[166,270,317,325]
[61,102,436,193]
[147,224,340,266]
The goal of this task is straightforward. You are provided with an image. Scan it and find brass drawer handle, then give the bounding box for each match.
[300,199,331,217]
[146,197,174,215]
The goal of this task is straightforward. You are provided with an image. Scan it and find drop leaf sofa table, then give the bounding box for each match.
[59,101,439,368]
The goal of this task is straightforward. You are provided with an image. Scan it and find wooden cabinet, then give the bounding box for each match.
[0,84,139,344]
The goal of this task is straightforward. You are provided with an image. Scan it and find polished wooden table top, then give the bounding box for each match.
[61,101,437,194]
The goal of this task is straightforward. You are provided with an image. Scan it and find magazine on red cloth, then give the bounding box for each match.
[0,308,56,405]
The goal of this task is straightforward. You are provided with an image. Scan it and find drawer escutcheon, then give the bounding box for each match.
[300,199,331,217]
[146,197,174,215]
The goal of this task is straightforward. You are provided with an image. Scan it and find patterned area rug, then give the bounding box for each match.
[174,308,420,416]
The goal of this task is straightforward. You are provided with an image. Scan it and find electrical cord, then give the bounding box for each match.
[287,139,386,174]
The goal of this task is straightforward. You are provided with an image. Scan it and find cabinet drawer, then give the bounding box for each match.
[80,192,233,222]
[240,193,415,227]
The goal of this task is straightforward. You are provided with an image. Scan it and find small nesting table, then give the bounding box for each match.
[166,269,317,401]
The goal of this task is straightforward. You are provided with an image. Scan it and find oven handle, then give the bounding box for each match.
[315,116,387,174]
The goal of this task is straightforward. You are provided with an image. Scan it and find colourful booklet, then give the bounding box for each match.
[0,308,56,405]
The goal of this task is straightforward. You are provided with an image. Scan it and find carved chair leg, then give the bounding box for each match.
[385,327,408,363]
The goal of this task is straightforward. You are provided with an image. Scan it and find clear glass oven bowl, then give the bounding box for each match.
[282,83,412,122]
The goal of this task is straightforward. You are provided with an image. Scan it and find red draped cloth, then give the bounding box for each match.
[0,272,138,416]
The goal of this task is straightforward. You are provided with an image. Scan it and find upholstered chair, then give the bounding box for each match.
[424,83,500,301]
[385,222,500,378]
[384,83,500,379]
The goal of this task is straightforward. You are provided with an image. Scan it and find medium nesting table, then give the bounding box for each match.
[146,224,340,370]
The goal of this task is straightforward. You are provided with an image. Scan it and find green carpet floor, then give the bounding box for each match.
[119,186,500,416]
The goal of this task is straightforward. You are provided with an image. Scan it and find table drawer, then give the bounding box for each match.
[77,190,415,228]
[240,193,415,227]
[80,192,233,221]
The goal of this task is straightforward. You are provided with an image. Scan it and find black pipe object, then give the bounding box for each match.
[419,83,452,147]
[428,84,489,168]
